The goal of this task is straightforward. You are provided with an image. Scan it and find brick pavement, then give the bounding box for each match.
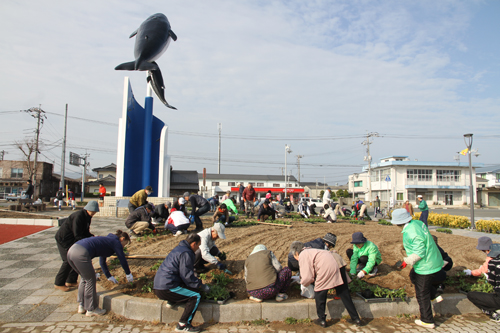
[0,210,499,331]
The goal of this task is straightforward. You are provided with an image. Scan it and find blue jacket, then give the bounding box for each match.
[154,239,201,290]
[75,233,130,278]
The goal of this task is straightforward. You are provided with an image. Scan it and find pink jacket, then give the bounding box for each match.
[471,257,492,277]
[298,248,344,292]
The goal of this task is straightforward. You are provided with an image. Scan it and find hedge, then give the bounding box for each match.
[413,212,500,233]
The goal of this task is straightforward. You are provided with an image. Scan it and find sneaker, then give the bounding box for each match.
[491,311,500,322]
[249,296,262,302]
[175,323,200,332]
[78,304,86,314]
[369,266,378,277]
[128,231,137,239]
[414,319,435,329]
[165,302,177,309]
[482,309,492,316]
[431,295,443,303]
[174,230,183,237]
[86,308,106,316]
[436,284,445,294]
[275,293,288,302]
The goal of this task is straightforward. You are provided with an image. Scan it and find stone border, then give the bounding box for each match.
[0,218,57,226]
[97,288,480,323]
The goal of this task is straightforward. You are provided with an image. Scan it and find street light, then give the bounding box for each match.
[285,144,292,202]
[464,133,475,229]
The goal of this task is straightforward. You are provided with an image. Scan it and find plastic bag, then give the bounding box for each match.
[300,284,315,299]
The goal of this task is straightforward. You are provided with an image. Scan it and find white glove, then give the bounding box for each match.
[463,269,472,276]
[357,270,365,279]
[126,273,134,282]
[108,276,118,284]
[95,273,101,279]
[483,272,488,279]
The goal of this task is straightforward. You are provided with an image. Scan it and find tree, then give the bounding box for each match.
[337,189,349,198]
[319,190,324,199]
[15,138,38,181]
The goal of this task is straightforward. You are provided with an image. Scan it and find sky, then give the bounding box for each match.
[0,0,499,185]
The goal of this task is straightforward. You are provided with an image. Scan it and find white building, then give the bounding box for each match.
[476,165,500,207]
[348,156,483,207]
[198,173,303,201]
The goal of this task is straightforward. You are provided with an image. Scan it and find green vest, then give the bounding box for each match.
[349,241,382,275]
[402,220,442,275]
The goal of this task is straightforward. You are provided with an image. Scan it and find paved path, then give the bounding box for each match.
[0,209,499,331]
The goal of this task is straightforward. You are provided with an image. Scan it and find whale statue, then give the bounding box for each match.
[115,13,177,109]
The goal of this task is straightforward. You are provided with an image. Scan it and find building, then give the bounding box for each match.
[348,156,483,207]
[0,160,54,199]
[170,170,199,197]
[476,165,500,207]
[300,182,349,200]
[88,163,117,195]
[198,173,303,200]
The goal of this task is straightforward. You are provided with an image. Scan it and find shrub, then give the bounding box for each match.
[476,219,500,234]
[436,228,452,234]
[378,219,392,226]
[414,212,470,229]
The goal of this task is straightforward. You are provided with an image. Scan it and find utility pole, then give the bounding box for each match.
[362,132,379,205]
[285,144,292,201]
[217,123,222,174]
[60,104,68,189]
[81,154,89,202]
[279,167,285,176]
[25,106,46,198]
[0,150,6,161]
[296,155,303,184]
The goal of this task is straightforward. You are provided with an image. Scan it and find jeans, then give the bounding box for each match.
[218,215,236,224]
[420,210,429,227]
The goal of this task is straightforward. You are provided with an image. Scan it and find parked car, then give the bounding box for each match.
[300,197,323,207]
[6,191,27,201]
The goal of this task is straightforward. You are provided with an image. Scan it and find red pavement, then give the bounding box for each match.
[0,224,52,244]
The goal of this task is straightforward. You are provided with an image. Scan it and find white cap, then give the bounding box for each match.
[178,198,186,205]
[212,223,226,239]
[417,195,423,198]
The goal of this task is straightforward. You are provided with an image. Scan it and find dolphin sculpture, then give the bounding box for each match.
[115,13,177,109]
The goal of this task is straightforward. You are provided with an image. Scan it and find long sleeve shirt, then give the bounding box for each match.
[197,228,220,264]
[349,241,382,275]
[298,248,344,292]
[471,257,492,277]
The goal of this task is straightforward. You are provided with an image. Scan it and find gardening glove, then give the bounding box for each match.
[108,276,118,284]
[216,262,227,270]
[463,269,472,276]
[483,272,488,279]
[357,270,366,279]
[126,273,134,282]
[218,252,227,261]
[95,273,101,279]
[396,260,407,269]
[442,261,448,268]
[201,284,210,293]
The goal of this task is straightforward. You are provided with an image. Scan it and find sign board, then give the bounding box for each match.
[69,152,82,166]
[385,175,391,182]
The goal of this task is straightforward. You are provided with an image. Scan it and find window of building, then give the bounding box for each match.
[354,181,363,187]
[407,169,432,181]
[99,174,103,179]
[273,183,280,187]
[10,168,23,178]
[248,182,255,186]
[287,184,293,187]
[496,173,500,180]
[397,193,403,201]
[436,170,460,181]
[479,173,486,179]
[211,182,219,186]
[257,183,264,187]
[228,182,235,186]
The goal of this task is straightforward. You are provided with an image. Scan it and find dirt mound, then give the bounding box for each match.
[97,217,487,299]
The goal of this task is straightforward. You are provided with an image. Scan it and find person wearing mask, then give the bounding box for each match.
[67,230,133,316]
[417,195,429,226]
[128,186,153,213]
[290,240,362,328]
[154,233,209,333]
[346,232,382,278]
[242,184,257,218]
[245,245,291,302]
[391,209,443,329]
[54,201,99,292]
[467,244,500,322]
[125,203,156,237]
[194,223,227,273]
[184,192,210,232]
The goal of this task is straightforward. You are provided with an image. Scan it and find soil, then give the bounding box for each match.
[0,210,56,219]
[97,216,488,300]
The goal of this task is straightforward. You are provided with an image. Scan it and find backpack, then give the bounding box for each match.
[56,190,64,200]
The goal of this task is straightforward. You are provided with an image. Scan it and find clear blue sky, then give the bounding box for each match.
[0,0,498,184]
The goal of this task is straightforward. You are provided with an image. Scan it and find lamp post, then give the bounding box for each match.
[285,144,292,201]
[464,133,475,229]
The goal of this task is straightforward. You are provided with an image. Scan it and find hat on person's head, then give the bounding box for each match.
[178,198,186,205]
[327,187,331,190]
[487,244,500,258]
[417,195,423,198]
[212,223,226,240]
[183,192,190,197]
[84,200,100,212]
[476,236,492,251]
[145,186,153,192]
[323,233,337,247]
[59,187,62,190]
[351,232,367,244]
[391,208,412,225]
[355,198,359,202]
[226,190,231,194]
